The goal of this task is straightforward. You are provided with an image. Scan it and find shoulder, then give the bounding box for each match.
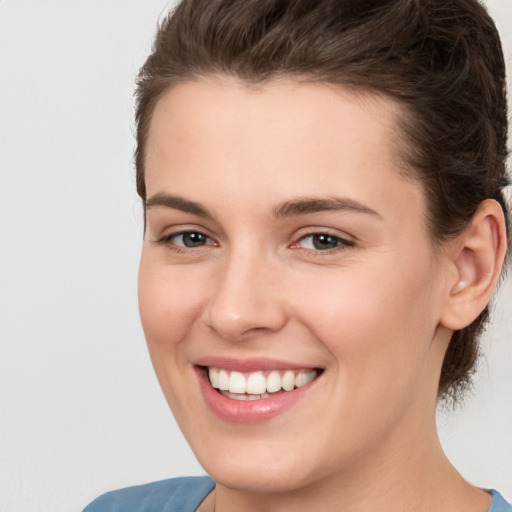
[488,490,512,512]
[83,476,215,512]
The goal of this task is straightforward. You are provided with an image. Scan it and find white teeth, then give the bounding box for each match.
[208,368,219,388]
[294,372,308,388]
[246,372,267,394]
[282,370,295,391]
[218,369,229,391]
[266,370,282,393]
[208,367,318,397]
[229,371,246,394]
[224,391,265,401]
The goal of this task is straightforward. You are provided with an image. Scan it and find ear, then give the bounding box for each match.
[440,199,508,331]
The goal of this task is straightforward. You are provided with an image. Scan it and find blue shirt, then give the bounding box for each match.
[83,476,511,512]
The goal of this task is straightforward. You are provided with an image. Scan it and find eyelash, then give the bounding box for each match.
[157,230,217,252]
[157,229,354,255]
[291,232,355,254]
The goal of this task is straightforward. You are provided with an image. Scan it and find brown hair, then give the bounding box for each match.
[135,0,510,401]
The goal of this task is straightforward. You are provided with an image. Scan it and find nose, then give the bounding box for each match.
[203,251,288,342]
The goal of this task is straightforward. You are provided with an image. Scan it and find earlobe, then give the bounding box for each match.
[440,199,507,331]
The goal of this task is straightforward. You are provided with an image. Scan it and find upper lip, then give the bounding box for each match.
[194,357,320,373]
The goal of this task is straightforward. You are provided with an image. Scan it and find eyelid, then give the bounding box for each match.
[155,227,218,248]
[289,229,355,251]
[152,224,355,253]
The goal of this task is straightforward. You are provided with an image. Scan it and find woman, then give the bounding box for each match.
[85,0,511,510]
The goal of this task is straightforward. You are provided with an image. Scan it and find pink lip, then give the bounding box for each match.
[194,361,321,424]
[194,356,315,373]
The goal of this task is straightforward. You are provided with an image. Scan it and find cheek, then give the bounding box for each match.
[137,255,208,419]
[138,255,203,352]
[292,256,438,388]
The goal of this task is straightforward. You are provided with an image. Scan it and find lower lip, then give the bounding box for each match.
[196,367,318,424]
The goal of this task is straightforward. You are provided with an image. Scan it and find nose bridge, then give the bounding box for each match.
[204,244,286,341]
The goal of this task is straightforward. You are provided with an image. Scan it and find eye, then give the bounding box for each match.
[161,230,215,248]
[294,233,354,251]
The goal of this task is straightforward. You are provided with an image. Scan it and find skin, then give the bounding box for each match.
[138,77,504,512]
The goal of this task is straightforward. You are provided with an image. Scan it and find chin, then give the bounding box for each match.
[186,428,340,495]
[201,457,317,494]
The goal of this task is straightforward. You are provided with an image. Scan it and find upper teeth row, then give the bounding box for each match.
[208,368,317,395]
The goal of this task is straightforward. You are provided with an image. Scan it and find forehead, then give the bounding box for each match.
[146,76,406,175]
[144,77,421,216]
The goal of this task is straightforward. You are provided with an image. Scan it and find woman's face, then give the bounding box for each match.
[139,77,452,492]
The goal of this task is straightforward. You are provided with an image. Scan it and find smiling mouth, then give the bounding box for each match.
[205,367,321,401]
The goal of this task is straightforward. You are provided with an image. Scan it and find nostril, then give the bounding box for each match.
[202,264,288,340]
[203,306,287,342]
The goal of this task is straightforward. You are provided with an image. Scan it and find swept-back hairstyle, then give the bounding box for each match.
[135,0,510,401]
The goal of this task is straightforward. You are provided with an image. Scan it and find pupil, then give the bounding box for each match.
[183,232,206,247]
[313,234,338,250]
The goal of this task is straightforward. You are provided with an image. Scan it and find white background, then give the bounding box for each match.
[0,1,511,510]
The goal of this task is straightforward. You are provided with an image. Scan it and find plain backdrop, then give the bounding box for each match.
[0,1,511,510]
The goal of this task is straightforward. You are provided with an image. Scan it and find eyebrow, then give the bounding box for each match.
[145,193,213,218]
[272,197,382,220]
[145,193,382,220]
